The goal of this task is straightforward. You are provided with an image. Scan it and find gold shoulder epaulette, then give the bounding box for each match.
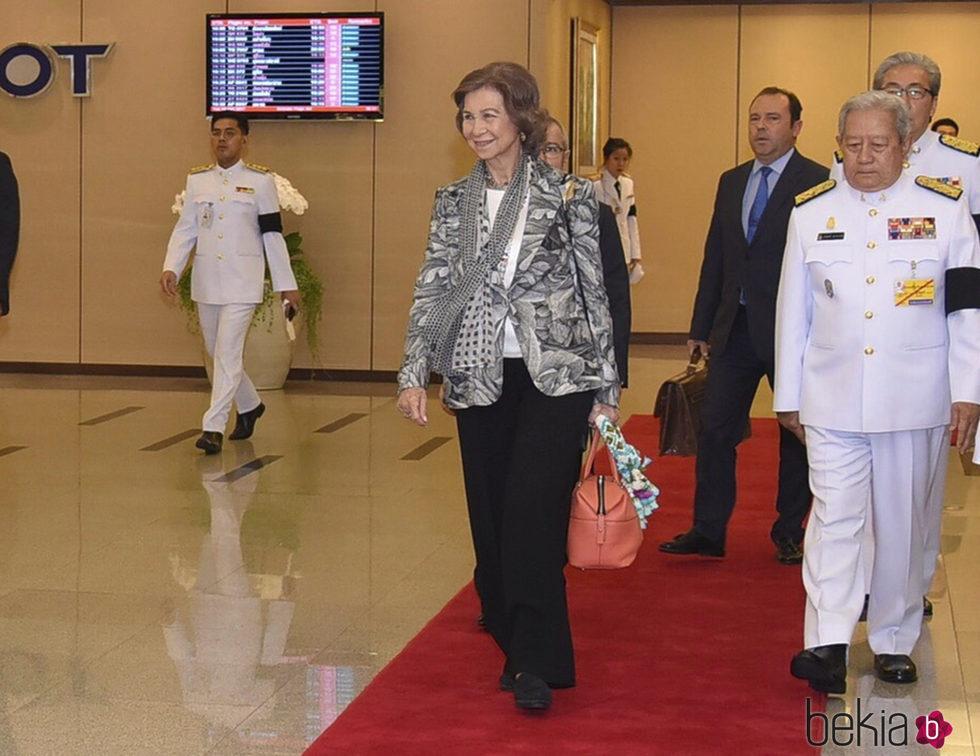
[587,172,602,182]
[795,179,836,206]
[939,134,980,157]
[916,175,963,200]
[244,161,271,173]
[833,149,843,164]
[189,163,214,174]
[620,171,632,179]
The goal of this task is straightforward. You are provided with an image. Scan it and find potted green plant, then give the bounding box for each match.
[170,173,323,387]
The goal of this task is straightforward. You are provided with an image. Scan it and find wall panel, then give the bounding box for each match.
[0,4,82,361]
[611,6,739,334]
[738,5,868,166]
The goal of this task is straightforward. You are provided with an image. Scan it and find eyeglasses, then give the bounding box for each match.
[881,85,934,100]
[541,143,568,155]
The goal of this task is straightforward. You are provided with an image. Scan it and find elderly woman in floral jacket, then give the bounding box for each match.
[396,61,620,711]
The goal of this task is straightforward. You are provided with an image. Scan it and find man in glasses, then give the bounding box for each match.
[539,117,631,386]
[833,52,980,232]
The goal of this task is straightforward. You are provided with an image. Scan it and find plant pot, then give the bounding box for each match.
[203,302,295,391]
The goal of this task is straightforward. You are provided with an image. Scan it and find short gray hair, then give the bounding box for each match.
[544,116,568,149]
[838,90,912,143]
[873,51,941,96]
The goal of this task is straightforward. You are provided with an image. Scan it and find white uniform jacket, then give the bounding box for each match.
[163,161,297,305]
[774,173,980,433]
[592,169,641,262]
[832,130,980,216]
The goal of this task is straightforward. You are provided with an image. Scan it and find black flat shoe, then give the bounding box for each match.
[874,654,917,683]
[791,644,847,694]
[658,529,725,557]
[229,402,265,440]
[499,672,515,691]
[513,673,551,710]
[195,431,223,455]
[774,537,803,565]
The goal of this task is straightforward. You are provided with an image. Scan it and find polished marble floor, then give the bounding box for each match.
[1,346,979,755]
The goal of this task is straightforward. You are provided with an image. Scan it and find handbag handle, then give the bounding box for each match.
[579,427,623,485]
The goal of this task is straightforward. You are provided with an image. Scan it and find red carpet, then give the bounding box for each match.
[305,417,821,755]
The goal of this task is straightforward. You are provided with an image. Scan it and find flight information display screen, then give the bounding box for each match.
[206,13,384,120]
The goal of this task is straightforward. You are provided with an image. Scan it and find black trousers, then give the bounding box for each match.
[692,307,810,547]
[455,359,594,688]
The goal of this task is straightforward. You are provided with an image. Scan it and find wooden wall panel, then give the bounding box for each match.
[0,4,82,361]
[610,6,739,334]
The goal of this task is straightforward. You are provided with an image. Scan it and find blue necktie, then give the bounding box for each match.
[746,166,772,244]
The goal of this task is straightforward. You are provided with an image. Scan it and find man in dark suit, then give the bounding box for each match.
[659,87,828,564]
[540,117,632,385]
[0,151,19,317]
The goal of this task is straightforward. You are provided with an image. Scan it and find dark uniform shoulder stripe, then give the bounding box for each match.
[795,179,836,207]
[939,134,980,157]
[946,267,980,314]
[916,175,963,200]
[833,149,843,164]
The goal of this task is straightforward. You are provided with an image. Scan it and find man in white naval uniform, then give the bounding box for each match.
[776,91,980,694]
[161,112,299,454]
[592,138,643,282]
[832,52,980,621]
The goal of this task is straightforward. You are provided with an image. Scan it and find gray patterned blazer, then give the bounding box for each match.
[398,159,621,410]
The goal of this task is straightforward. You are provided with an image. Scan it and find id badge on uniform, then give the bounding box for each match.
[894,278,935,306]
[201,202,214,229]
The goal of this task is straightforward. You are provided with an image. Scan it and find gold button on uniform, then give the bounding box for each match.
[869,209,878,217]
[218,214,224,220]
[223,179,229,185]
[865,311,873,319]
[864,347,874,355]
[866,276,875,284]
[217,233,224,239]
[219,195,225,201]
[217,254,223,259]
[867,241,876,249]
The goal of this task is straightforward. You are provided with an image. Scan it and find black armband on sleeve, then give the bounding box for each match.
[628,205,637,217]
[258,211,283,234]
[945,267,980,314]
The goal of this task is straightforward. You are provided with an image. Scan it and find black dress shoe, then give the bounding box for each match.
[874,654,917,683]
[513,673,551,710]
[923,597,933,617]
[790,644,847,694]
[658,529,725,557]
[229,402,265,440]
[195,431,223,455]
[774,537,803,565]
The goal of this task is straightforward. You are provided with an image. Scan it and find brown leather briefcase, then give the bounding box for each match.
[653,356,750,456]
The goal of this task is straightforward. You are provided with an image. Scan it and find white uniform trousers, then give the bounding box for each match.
[803,425,946,655]
[197,303,261,433]
[858,432,947,598]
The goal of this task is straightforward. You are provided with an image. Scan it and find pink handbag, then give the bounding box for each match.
[567,429,643,570]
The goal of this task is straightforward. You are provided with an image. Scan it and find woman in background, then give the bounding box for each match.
[593,137,643,283]
[396,61,619,711]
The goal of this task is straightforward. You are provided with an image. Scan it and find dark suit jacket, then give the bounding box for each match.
[597,203,631,386]
[0,151,19,316]
[689,149,828,363]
